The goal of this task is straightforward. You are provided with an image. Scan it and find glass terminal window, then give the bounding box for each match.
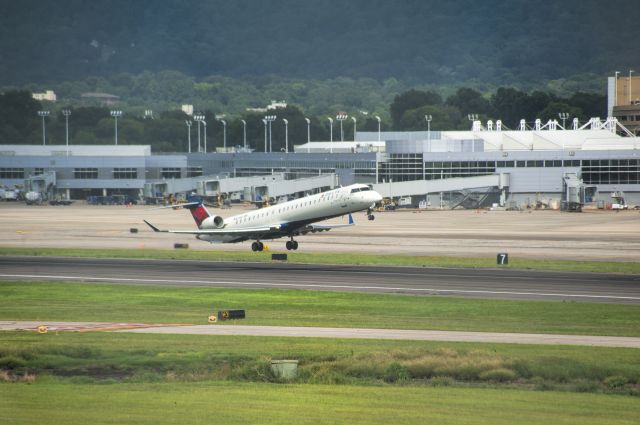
[160,168,181,179]
[0,168,24,179]
[113,168,137,179]
[73,168,98,179]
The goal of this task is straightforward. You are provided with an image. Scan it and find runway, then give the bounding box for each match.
[1,256,639,304]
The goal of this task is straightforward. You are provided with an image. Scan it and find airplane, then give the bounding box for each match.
[144,183,383,251]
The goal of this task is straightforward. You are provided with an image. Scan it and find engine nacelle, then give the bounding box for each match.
[202,215,225,229]
[212,215,225,228]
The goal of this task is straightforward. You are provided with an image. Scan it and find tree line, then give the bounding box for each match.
[1,1,637,87]
[0,87,606,153]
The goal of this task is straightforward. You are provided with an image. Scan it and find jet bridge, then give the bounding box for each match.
[373,174,509,209]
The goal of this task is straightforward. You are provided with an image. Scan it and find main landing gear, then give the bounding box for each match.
[285,238,299,251]
[251,241,264,252]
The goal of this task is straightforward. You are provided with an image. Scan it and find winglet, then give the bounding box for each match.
[348,213,354,225]
[144,220,164,232]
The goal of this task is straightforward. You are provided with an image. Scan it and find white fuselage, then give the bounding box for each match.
[197,184,381,243]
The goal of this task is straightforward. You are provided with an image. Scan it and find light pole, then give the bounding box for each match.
[425,114,432,142]
[202,119,207,153]
[110,110,122,145]
[629,70,635,104]
[336,113,348,142]
[615,71,620,106]
[328,117,334,153]
[62,109,71,154]
[185,120,192,153]
[193,114,202,152]
[351,116,357,141]
[558,112,569,129]
[282,118,289,153]
[193,114,206,153]
[467,114,478,128]
[305,118,311,152]
[241,119,247,149]
[467,114,478,152]
[264,115,276,152]
[220,119,227,150]
[262,119,268,152]
[375,115,381,141]
[37,110,49,145]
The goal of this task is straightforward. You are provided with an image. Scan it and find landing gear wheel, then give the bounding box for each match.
[286,241,293,250]
[258,242,264,251]
[292,240,298,250]
[251,242,259,252]
[368,214,375,221]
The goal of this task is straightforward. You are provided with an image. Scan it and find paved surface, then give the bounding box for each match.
[2,321,638,348]
[1,256,639,303]
[0,320,187,332]
[1,203,640,261]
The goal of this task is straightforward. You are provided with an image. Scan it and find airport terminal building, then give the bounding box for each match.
[1,117,639,208]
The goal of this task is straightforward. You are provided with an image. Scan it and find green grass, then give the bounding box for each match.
[2,282,640,336]
[2,246,640,273]
[2,380,640,425]
[1,332,640,395]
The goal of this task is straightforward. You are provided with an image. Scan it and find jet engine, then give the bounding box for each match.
[212,215,225,228]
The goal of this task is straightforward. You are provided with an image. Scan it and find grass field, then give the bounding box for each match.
[2,381,639,425]
[2,246,640,273]
[2,252,639,423]
[1,281,640,336]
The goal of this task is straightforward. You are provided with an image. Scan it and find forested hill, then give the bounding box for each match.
[1,0,638,86]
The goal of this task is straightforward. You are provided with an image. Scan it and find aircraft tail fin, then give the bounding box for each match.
[152,201,211,228]
[183,202,211,228]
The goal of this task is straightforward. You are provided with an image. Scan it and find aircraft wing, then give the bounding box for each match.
[144,213,354,237]
[143,220,280,235]
[300,214,355,232]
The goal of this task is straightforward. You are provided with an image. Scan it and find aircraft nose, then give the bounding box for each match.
[372,191,383,203]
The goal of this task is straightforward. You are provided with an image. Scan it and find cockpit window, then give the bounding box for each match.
[359,187,370,192]
[350,188,361,193]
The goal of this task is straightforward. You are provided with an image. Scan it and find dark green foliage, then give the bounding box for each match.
[0,1,637,86]
[0,91,41,144]
[390,89,442,128]
[384,362,409,383]
[0,355,27,370]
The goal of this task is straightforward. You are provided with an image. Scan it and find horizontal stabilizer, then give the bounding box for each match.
[143,220,166,232]
[149,202,201,211]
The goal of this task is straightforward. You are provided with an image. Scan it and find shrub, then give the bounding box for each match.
[384,362,409,383]
[604,375,628,389]
[0,356,27,370]
[479,368,517,382]
[429,376,455,387]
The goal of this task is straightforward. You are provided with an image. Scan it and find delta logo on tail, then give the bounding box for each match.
[184,203,210,228]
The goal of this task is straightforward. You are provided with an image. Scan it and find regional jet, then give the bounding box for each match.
[144,184,383,251]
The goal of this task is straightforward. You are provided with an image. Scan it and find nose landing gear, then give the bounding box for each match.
[367,207,375,221]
